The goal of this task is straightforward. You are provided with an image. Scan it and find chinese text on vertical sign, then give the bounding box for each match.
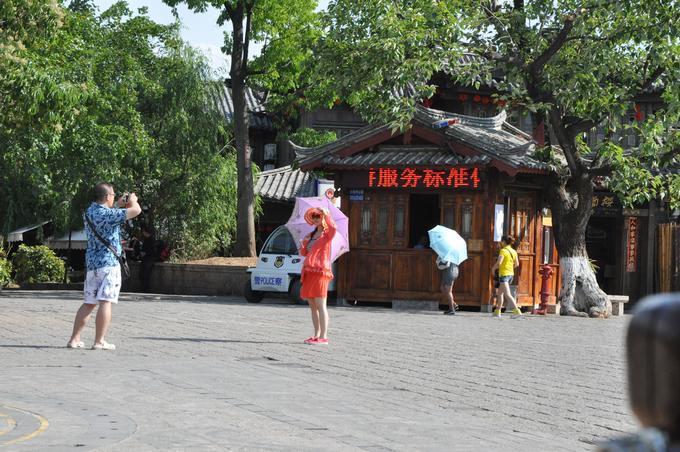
[368,167,481,189]
[626,217,638,272]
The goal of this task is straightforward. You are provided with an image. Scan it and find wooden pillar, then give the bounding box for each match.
[480,173,498,312]
[643,200,657,297]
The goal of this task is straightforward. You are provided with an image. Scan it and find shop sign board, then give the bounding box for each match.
[592,192,621,217]
[348,189,364,201]
[343,167,483,190]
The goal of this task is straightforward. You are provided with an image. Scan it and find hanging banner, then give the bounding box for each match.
[626,217,639,272]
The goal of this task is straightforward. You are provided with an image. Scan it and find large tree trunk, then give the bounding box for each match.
[548,180,611,318]
[229,2,256,257]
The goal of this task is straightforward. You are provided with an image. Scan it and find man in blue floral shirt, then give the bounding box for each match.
[67,182,141,350]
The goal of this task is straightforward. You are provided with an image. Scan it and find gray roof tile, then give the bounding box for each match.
[322,145,489,168]
[211,84,273,130]
[254,165,317,202]
[294,105,550,173]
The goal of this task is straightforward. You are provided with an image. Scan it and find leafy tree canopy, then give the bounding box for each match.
[315,0,680,208]
[288,128,337,148]
[1,1,236,259]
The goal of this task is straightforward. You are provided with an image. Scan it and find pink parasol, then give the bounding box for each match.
[286,197,350,263]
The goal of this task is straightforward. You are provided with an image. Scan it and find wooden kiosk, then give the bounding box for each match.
[295,106,559,310]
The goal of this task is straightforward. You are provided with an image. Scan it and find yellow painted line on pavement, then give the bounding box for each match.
[0,412,17,436]
[0,406,49,445]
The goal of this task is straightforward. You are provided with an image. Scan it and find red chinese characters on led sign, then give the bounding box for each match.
[368,167,481,189]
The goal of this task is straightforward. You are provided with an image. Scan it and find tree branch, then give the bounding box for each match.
[589,163,614,177]
[481,3,522,66]
[638,65,664,95]
[529,16,574,75]
[482,50,523,66]
[549,108,586,175]
[563,28,633,44]
[242,0,254,76]
[565,119,597,139]
[224,0,234,18]
[660,146,680,166]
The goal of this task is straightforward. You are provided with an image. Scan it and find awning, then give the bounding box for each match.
[7,221,51,242]
[45,230,88,250]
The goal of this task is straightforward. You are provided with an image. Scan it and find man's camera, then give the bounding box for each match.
[122,193,130,204]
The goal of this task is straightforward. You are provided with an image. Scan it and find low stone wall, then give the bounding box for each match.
[124,262,249,296]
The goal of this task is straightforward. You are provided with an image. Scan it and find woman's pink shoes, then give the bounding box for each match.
[304,337,328,345]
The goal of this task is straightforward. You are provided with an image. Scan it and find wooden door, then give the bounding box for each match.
[508,193,538,305]
[440,194,485,303]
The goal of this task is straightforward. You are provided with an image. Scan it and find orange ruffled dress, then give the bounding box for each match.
[299,211,336,299]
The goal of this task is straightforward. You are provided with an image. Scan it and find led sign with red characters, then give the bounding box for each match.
[366,167,482,190]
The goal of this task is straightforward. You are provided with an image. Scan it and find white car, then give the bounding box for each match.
[244,226,304,303]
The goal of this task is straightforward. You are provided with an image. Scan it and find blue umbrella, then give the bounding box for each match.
[428,225,468,265]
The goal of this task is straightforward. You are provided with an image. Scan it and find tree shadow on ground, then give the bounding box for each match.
[131,336,297,345]
[0,344,69,349]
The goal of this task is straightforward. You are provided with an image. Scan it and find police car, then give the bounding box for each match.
[244,225,304,303]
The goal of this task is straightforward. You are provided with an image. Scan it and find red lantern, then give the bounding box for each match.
[473,94,481,102]
[634,104,644,121]
[458,93,468,102]
[481,96,490,104]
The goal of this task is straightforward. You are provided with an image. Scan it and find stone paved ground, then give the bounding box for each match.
[0,291,635,451]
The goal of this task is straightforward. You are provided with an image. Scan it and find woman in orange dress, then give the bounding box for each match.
[299,207,336,345]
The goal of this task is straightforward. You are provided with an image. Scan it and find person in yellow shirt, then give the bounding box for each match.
[491,235,521,318]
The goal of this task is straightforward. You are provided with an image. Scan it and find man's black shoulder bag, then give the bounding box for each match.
[84,215,131,280]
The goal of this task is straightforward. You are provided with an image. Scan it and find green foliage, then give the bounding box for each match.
[12,244,65,284]
[133,49,234,260]
[0,245,12,287]
[288,128,337,148]
[314,0,466,129]
[162,0,324,255]
[0,2,238,259]
[317,0,680,207]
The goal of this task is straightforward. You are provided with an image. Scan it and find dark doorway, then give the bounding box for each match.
[586,217,619,293]
[409,194,440,247]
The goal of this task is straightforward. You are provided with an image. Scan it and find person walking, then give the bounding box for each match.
[491,235,521,318]
[299,207,336,345]
[487,270,501,315]
[67,182,141,350]
[437,256,460,315]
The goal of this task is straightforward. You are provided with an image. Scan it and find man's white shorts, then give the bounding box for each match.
[84,266,121,304]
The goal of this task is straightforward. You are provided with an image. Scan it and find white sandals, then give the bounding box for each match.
[91,341,116,350]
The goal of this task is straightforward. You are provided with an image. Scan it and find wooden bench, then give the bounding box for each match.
[608,295,629,316]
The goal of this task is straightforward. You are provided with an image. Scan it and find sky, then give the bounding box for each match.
[93,0,330,74]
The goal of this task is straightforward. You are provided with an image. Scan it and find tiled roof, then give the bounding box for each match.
[211,84,273,130]
[294,105,551,173]
[254,165,317,202]
[322,145,489,168]
[294,122,393,167]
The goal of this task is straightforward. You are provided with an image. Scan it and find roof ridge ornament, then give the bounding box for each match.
[416,104,507,129]
[432,118,460,128]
